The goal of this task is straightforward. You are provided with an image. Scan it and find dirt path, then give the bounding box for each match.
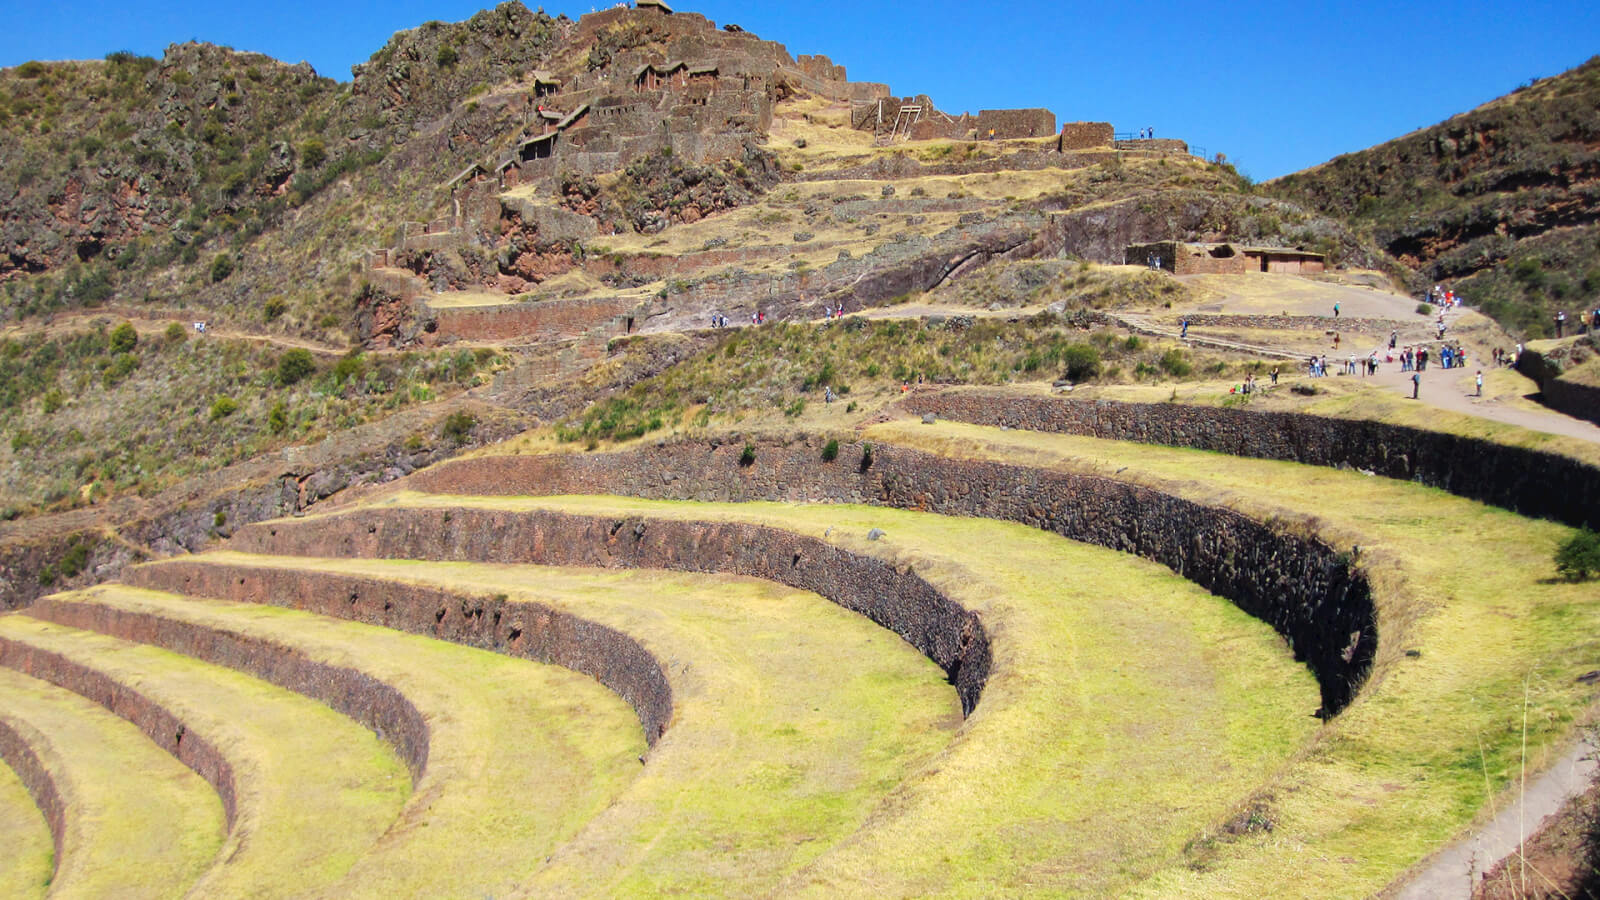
[1395,735,1598,899]
[1,311,349,356]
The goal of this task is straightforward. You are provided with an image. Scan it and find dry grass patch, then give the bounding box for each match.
[0,665,221,900]
[60,583,645,900]
[339,491,1316,896]
[0,615,409,898]
[867,418,1600,898]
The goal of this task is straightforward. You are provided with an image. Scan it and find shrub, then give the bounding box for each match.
[209,395,238,420]
[210,253,234,283]
[441,410,476,444]
[1062,343,1101,381]
[165,321,186,342]
[739,443,756,466]
[299,139,326,168]
[1416,302,1433,316]
[436,46,459,67]
[41,389,63,414]
[58,538,91,579]
[859,442,873,472]
[333,351,364,383]
[822,438,840,462]
[267,401,289,433]
[1555,529,1600,581]
[263,296,288,321]
[109,321,138,353]
[276,348,315,386]
[1159,349,1193,377]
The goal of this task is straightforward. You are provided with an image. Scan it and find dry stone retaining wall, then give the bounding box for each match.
[125,561,675,745]
[25,598,430,781]
[0,636,239,827]
[904,392,1600,529]
[226,511,991,716]
[0,716,64,873]
[409,441,1374,714]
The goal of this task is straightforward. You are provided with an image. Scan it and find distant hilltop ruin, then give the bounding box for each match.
[450,1,1100,192]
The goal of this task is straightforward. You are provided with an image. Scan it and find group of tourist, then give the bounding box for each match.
[1398,343,1467,371]
[1428,285,1464,308]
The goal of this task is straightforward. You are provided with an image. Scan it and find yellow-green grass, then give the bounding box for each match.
[0,614,409,900]
[867,417,1600,897]
[303,489,1317,896]
[0,752,49,900]
[54,583,645,900]
[0,666,221,899]
[149,551,959,898]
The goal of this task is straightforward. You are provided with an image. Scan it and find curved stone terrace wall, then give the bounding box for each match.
[125,562,676,745]
[904,392,1600,529]
[24,598,430,782]
[0,637,239,827]
[0,716,65,877]
[225,511,991,716]
[406,440,1374,715]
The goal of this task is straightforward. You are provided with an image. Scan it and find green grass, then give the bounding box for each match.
[0,752,49,900]
[57,582,646,900]
[303,490,1317,897]
[867,418,1600,897]
[0,665,222,899]
[0,615,410,898]
[133,552,960,898]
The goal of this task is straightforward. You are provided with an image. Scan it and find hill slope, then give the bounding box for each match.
[1268,56,1600,336]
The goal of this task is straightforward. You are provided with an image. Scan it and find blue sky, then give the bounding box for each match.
[4,1,1597,180]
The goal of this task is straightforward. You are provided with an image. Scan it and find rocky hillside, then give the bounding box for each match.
[1269,56,1600,336]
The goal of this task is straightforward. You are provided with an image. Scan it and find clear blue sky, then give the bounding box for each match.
[4,1,1597,180]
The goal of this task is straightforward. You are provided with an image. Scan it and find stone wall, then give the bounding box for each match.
[431,296,638,342]
[406,441,1374,715]
[903,392,1600,529]
[26,597,431,781]
[125,562,675,745]
[1543,375,1600,427]
[0,716,64,873]
[975,108,1057,140]
[0,636,239,826]
[226,511,992,716]
[1057,121,1113,150]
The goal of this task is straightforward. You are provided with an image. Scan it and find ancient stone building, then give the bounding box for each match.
[1126,241,1327,275]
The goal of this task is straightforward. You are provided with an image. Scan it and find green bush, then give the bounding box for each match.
[276,348,315,386]
[1555,529,1600,581]
[210,253,234,283]
[333,351,365,383]
[441,410,476,445]
[299,139,326,168]
[822,439,840,462]
[209,395,238,420]
[165,321,187,342]
[739,443,756,466]
[1416,302,1433,316]
[436,46,459,67]
[263,296,288,321]
[1062,343,1101,381]
[1159,349,1193,377]
[267,401,289,434]
[58,538,90,579]
[109,321,138,353]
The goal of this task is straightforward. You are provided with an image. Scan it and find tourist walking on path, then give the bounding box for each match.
[1412,371,1421,400]
[1476,370,1484,397]
[1556,310,1567,337]
[1180,318,1189,339]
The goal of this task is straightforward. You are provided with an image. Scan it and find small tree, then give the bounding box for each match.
[1556,529,1600,581]
[276,348,315,386]
[1062,344,1101,382]
[109,321,138,353]
[821,439,840,462]
[210,253,234,283]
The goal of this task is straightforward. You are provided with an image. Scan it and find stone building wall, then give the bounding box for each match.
[430,296,638,342]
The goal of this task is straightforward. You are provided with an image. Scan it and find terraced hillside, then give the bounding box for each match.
[3,384,1598,897]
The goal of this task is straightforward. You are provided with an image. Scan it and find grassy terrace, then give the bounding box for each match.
[864,417,1600,897]
[0,753,49,900]
[0,616,409,899]
[0,666,221,899]
[149,552,961,898]
[294,490,1317,897]
[50,583,645,900]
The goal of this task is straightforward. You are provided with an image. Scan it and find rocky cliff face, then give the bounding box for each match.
[1269,56,1600,336]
